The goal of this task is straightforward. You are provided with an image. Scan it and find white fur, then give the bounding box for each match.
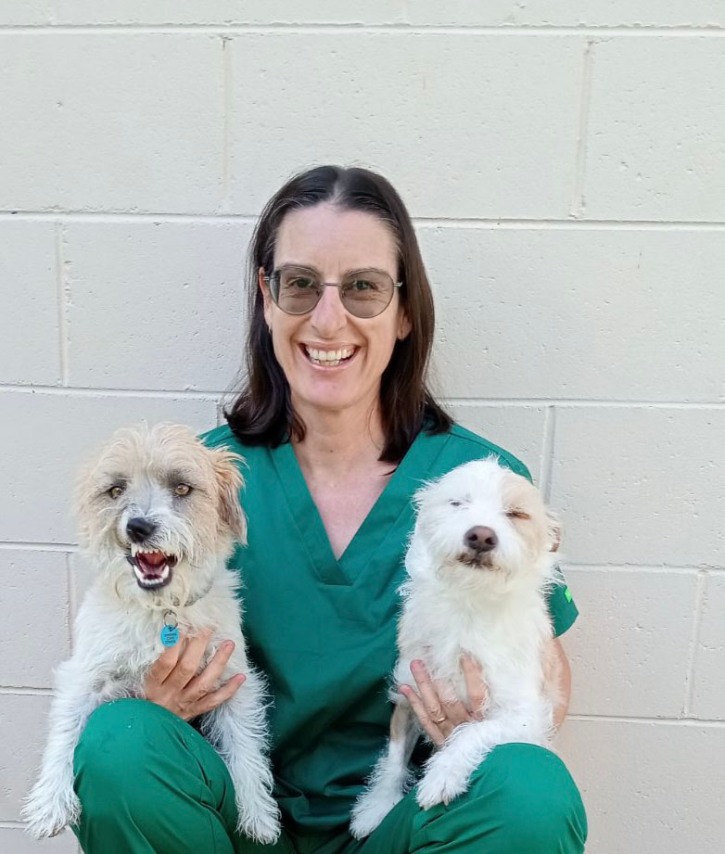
[351,457,560,837]
[22,424,280,844]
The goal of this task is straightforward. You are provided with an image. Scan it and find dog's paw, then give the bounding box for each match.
[350,790,400,839]
[22,789,81,839]
[415,759,470,810]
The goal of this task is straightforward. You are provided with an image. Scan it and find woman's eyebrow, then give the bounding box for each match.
[277,263,391,277]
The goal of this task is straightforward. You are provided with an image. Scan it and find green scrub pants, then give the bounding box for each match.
[73,700,587,854]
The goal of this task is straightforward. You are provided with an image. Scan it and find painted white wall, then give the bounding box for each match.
[1,4,723,852]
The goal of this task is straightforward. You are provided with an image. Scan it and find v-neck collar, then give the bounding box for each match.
[269,430,450,586]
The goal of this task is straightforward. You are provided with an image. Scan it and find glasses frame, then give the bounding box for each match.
[264,265,403,318]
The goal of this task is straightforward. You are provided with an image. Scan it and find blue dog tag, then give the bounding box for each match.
[160,610,180,647]
[160,625,180,647]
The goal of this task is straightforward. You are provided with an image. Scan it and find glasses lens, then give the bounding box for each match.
[273,268,322,314]
[270,267,397,317]
[340,272,395,318]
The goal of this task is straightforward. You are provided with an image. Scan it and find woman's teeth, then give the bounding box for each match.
[305,346,354,367]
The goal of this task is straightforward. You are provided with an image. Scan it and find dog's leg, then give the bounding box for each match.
[416,708,548,809]
[201,667,280,844]
[350,701,419,838]
[22,662,102,838]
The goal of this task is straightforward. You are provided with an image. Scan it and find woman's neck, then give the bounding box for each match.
[291,401,387,481]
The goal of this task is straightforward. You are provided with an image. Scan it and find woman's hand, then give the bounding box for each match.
[143,628,246,721]
[398,655,487,747]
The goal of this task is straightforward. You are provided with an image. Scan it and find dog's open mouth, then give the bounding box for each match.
[126,548,178,589]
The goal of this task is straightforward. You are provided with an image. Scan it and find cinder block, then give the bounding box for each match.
[68,553,95,623]
[7,2,723,28]
[445,403,547,483]
[0,828,78,854]
[0,221,60,384]
[64,221,252,390]
[0,551,70,689]
[227,33,582,219]
[0,35,223,213]
[691,573,725,720]
[558,719,725,854]
[550,407,725,566]
[417,226,725,402]
[0,694,52,821]
[1,390,218,544]
[406,1,725,27]
[563,568,697,718]
[585,38,725,222]
[2,1,407,26]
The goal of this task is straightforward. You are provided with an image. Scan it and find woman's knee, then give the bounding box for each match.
[74,698,218,813]
[72,699,238,851]
[470,743,587,853]
[75,700,168,806]
[415,744,587,854]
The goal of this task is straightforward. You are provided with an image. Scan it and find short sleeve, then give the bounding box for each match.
[547,568,579,636]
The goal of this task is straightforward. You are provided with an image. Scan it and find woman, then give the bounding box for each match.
[73,166,587,853]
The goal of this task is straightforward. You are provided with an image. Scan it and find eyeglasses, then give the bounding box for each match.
[265,265,402,318]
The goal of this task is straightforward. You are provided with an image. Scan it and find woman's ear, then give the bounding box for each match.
[397,308,412,341]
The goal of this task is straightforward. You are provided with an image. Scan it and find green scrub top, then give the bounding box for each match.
[202,422,578,832]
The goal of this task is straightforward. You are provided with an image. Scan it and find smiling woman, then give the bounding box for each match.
[71,167,587,854]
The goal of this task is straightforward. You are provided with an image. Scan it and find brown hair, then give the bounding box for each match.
[225,165,451,462]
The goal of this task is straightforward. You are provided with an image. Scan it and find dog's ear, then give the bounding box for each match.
[546,510,562,553]
[211,449,247,545]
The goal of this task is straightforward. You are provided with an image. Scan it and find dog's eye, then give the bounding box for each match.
[108,485,125,500]
[174,483,192,497]
[506,509,531,520]
[450,500,463,508]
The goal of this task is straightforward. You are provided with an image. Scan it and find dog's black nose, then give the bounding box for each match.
[126,517,158,543]
[465,526,498,552]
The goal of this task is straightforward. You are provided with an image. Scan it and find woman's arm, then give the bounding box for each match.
[550,637,572,729]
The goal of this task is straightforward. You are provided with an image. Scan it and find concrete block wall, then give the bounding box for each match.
[1,4,723,852]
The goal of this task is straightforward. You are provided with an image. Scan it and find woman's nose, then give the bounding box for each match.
[309,284,348,334]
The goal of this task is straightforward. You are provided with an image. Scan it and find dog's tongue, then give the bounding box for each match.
[137,552,166,572]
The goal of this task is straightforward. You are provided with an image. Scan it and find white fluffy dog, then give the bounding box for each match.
[23,423,280,844]
[351,457,561,837]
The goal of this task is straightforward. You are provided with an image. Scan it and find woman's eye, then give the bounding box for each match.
[288,277,316,291]
[350,278,376,292]
[175,483,192,497]
[108,485,125,500]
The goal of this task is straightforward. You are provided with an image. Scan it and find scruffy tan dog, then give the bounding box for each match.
[23,423,280,843]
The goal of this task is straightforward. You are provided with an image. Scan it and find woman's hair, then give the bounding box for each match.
[225,165,451,462]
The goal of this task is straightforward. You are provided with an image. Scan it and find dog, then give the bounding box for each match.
[23,423,280,844]
[350,457,561,837]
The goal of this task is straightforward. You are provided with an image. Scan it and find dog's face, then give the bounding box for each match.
[411,457,559,584]
[76,423,245,608]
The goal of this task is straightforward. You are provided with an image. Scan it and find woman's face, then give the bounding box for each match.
[261,202,411,420]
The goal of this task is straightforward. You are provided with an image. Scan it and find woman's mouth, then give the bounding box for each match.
[302,345,356,367]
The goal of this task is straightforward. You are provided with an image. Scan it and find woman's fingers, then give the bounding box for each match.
[146,632,186,685]
[400,657,490,748]
[410,660,447,724]
[164,629,213,690]
[398,683,446,747]
[192,673,247,717]
[184,639,236,701]
[461,654,487,718]
[144,629,246,721]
